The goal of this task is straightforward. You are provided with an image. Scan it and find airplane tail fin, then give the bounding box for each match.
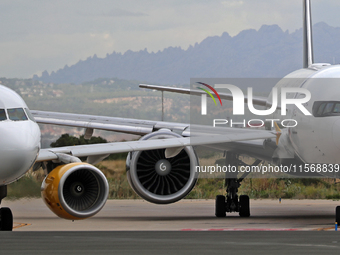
[303,0,314,68]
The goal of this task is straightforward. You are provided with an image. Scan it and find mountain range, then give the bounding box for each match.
[34,22,340,85]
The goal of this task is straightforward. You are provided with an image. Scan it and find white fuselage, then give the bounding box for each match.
[0,85,40,185]
[269,65,340,165]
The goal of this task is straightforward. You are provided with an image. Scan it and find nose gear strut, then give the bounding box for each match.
[215,152,261,218]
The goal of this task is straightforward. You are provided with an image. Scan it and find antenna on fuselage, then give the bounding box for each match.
[303,0,314,68]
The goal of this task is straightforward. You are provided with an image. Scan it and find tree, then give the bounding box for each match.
[50,134,127,160]
[50,133,108,147]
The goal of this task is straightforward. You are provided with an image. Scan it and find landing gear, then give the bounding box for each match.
[215,152,261,218]
[215,195,226,217]
[0,208,13,231]
[239,195,250,217]
[336,206,340,225]
[0,186,12,231]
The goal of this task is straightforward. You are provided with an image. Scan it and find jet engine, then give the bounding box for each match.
[126,130,199,204]
[41,162,109,220]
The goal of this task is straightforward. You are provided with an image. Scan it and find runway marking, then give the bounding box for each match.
[13,222,31,229]
[223,241,339,249]
[181,228,300,231]
[315,227,336,231]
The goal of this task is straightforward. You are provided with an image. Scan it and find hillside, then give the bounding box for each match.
[35,22,340,85]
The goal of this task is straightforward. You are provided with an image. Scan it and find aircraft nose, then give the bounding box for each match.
[0,122,40,184]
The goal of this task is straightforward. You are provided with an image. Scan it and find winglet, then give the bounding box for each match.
[274,122,282,145]
[303,0,314,68]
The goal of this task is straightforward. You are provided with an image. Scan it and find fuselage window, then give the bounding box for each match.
[0,109,7,121]
[7,108,28,121]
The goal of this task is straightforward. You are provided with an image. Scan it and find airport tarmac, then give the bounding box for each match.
[1,231,340,255]
[2,198,340,231]
[2,199,340,254]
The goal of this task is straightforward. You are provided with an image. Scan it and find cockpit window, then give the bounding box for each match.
[316,103,326,116]
[7,108,28,121]
[0,109,7,121]
[313,101,340,117]
[334,103,340,113]
[24,108,36,122]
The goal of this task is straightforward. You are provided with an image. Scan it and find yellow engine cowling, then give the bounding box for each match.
[41,162,109,220]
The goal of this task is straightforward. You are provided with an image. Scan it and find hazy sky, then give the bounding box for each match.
[1,0,340,78]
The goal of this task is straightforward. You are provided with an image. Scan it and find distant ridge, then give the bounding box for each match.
[35,22,340,85]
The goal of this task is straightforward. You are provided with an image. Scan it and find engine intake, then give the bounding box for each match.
[127,130,199,204]
[41,162,109,220]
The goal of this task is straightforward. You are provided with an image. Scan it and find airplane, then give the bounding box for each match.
[0,0,339,231]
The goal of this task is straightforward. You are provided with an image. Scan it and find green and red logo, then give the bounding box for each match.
[197,82,222,115]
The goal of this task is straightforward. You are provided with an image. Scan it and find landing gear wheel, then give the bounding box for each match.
[336,206,340,225]
[239,195,250,217]
[0,207,13,231]
[215,195,226,217]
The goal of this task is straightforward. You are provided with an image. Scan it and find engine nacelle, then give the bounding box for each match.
[41,162,109,220]
[126,130,199,204]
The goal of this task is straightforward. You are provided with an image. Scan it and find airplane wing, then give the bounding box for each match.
[32,110,277,163]
[31,110,189,136]
[36,129,275,162]
[139,84,269,107]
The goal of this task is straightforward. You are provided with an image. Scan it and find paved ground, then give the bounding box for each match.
[1,231,340,255]
[2,199,340,254]
[2,198,340,231]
